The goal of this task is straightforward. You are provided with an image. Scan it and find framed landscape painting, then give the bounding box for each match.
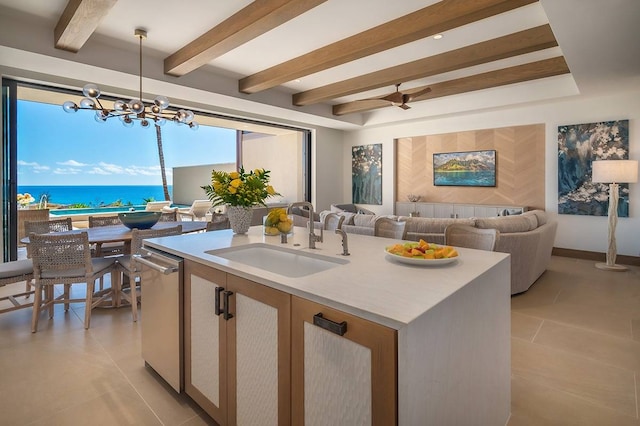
[352,143,382,205]
[433,150,496,187]
[558,119,630,216]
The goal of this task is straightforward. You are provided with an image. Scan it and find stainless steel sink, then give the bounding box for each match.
[205,243,348,278]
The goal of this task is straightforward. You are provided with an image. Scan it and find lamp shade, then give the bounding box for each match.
[592,160,638,183]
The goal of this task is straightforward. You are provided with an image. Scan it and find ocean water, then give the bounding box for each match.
[18,185,173,207]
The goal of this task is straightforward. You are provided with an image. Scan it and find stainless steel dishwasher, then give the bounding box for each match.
[135,247,183,393]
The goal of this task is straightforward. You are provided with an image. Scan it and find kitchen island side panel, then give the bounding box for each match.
[398,256,511,425]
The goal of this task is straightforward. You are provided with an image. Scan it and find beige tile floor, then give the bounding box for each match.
[0,255,638,425]
[509,256,640,426]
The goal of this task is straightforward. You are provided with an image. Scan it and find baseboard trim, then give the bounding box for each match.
[552,247,640,267]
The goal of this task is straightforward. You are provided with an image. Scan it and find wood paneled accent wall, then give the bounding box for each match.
[396,124,545,210]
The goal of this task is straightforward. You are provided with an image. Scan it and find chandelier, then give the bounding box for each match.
[62,29,198,130]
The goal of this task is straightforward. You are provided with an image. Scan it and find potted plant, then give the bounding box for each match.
[202,167,279,234]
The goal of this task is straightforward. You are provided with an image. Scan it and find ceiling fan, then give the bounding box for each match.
[376,83,432,110]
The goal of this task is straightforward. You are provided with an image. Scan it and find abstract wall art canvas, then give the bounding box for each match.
[352,144,382,205]
[558,119,630,216]
[433,150,496,187]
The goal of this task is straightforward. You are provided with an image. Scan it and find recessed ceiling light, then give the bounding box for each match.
[293,79,302,83]
[433,34,443,40]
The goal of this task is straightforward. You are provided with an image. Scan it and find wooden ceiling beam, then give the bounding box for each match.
[239,0,538,94]
[54,0,117,53]
[164,0,327,77]
[296,24,557,106]
[332,56,570,116]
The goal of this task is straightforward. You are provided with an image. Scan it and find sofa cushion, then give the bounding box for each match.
[353,213,378,228]
[523,209,547,226]
[321,210,356,227]
[404,217,475,234]
[331,203,357,213]
[338,212,356,225]
[475,215,537,233]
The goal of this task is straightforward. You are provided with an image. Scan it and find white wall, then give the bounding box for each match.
[242,132,302,204]
[172,162,236,205]
[314,127,346,212]
[340,90,640,257]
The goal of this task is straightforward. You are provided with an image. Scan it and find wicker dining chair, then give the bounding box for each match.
[88,215,126,257]
[444,224,500,251]
[206,216,230,231]
[23,217,73,293]
[24,217,73,235]
[0,259,35,314]
[115,225,182,322]
[159,209,178,222]
[374,217,407,240]
[28,231,118,332]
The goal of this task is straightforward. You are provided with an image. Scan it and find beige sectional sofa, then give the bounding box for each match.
[322,208,557,295]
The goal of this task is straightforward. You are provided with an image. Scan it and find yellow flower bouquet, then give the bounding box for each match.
[17,192,35,207]
[201,167,279,208]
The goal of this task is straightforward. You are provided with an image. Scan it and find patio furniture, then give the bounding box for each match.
[0,259,35,314]
[115,225,183,322]
[20,221,207,252]
[29,232,118,332]
[89,215,126,256]
[159,209,178,221]
[17,208,49,247]
[24,217,73,235]
[444,224,499,251]
[178,199,212,221]
[23,217,73,292]
[206,214,230,231]
[374,217,407,239]
[145,201,172,211]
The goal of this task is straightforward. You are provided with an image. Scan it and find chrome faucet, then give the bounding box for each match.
[287,201,323,249]
[335,229,350,256]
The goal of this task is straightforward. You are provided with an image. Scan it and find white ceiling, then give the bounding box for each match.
[0,0,638,130]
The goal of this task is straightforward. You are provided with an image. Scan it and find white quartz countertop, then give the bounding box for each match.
[144,226,510,329]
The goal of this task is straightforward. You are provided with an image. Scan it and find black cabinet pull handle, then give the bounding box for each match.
[214,287,224,316]
[313,313,347,336]
[223,290,234,320]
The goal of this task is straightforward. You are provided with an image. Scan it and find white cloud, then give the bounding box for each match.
[96,162,171,177]
[53,168,81,175]
[18,160,50,172]
[98,162,126,174]
[57,159,89,167]
[88,167,111,175]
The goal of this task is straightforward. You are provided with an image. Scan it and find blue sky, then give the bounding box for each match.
[18,100,236,185]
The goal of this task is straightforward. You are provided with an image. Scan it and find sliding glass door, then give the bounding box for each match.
[2,78,18,261]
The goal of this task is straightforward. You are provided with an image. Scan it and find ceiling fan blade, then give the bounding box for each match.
[380,92,403,104]
[404,87,432,102]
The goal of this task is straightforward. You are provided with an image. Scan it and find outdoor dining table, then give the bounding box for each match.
[20,220,208,253]
[20,220,208,309]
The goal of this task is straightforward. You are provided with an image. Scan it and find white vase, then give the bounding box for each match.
[227,205,253,234]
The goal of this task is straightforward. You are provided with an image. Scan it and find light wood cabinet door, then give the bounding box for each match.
[184,261,290,426]
[226,274,291,426]
[291,296,397,426]
[184,261,228,424]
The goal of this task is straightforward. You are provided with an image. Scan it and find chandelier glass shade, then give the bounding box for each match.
[62,29,198,130]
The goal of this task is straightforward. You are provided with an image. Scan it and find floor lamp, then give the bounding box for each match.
[591,159,638,271]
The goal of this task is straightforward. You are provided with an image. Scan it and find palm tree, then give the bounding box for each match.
[155,124,171,201]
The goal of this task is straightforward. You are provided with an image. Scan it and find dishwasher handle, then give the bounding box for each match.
[133,254,179,275]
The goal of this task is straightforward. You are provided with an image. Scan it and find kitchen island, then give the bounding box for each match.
[143,225,511,425]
